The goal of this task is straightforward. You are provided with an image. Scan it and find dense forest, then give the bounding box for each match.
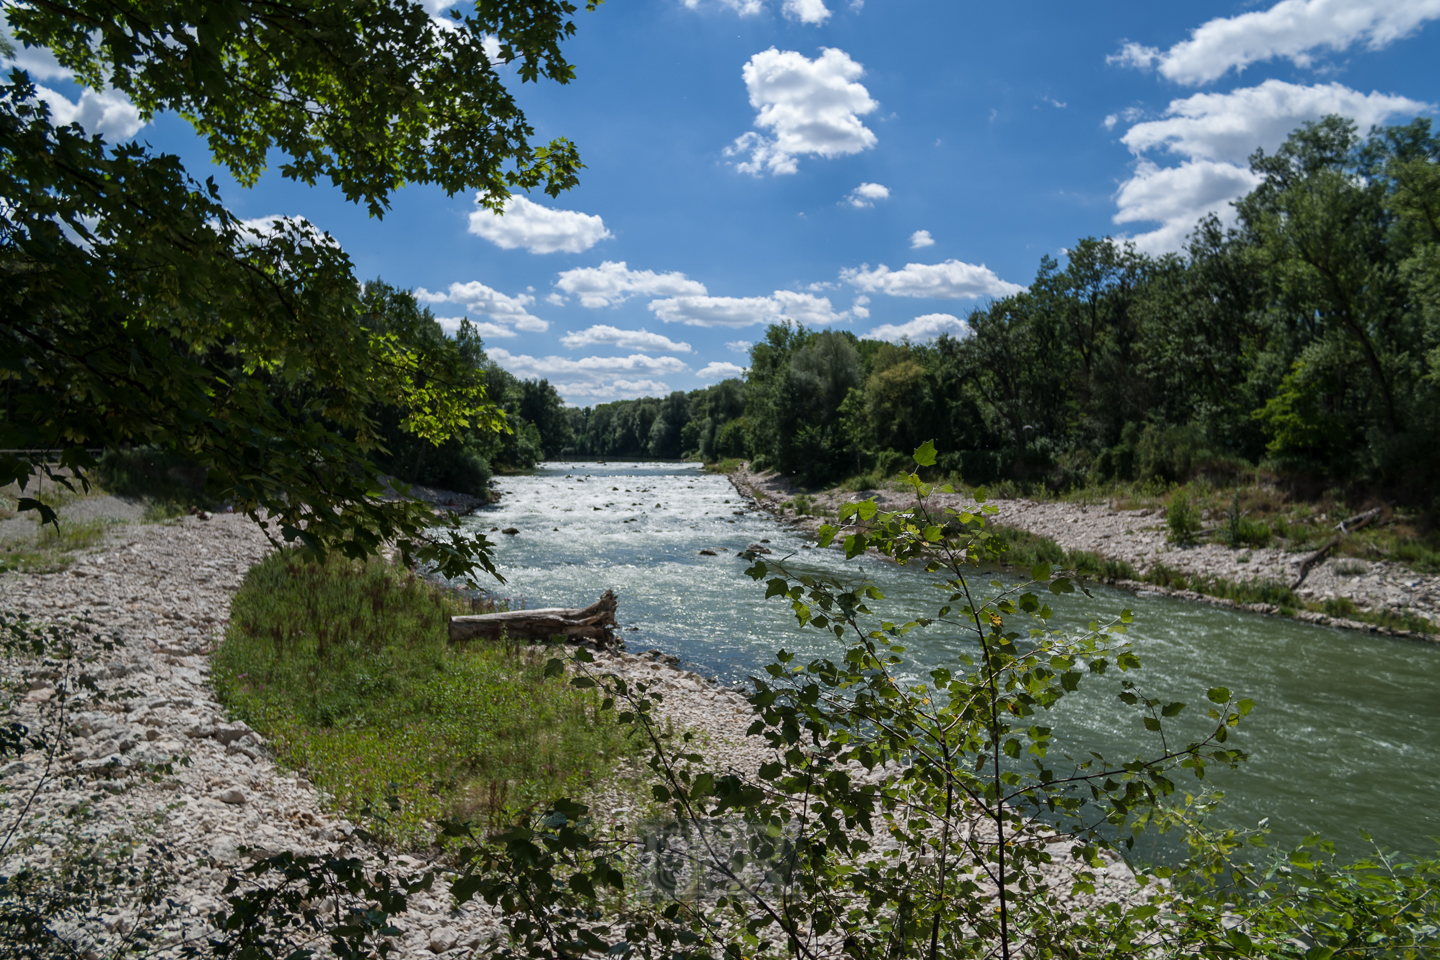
[547,117,1440,509]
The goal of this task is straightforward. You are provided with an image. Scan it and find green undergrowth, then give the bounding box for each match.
[212,552,636,848]
[0,517,111,573]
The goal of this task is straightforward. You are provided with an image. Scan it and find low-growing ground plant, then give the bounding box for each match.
[212,552,636,846]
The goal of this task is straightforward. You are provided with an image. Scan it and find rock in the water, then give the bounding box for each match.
[699,549,717,556]
[745,543,772,555]
[501,527,519,536]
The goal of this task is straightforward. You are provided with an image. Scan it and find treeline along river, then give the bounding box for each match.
[460,462,1440,862]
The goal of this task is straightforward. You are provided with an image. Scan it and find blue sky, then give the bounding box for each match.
[9,0,1440,405]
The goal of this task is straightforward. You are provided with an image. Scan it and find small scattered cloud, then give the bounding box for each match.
[1040,96,1067,109]
[865,313,969,343]
[559,325,692,353]
[725,340,754,353]
[1103,106,1146,131]
[649,290,862,327]
[909,229,935,249]
[415,280,549,332]
[726,47,879,176]
[850,295,870,319]
[845,182,890,208]
[554,261,707,307]
[679,0,835,21]
[467,195,611,254]
[680,0,764,16]
[782,0,831,24]
[1112,79,1432,253]
[1109,0,1440,86]
[842,260,1024,300]
[697,361,748,379]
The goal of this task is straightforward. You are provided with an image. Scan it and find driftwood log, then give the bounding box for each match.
[449,590,617,646]
[1289,507,1385,590]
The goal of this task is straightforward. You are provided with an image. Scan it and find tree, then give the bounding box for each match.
[1,0,601,582]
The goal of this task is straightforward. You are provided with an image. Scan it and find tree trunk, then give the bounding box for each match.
[449,590,618,647]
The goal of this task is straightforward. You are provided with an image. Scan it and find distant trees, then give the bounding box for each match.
[549,116,1436,509]
[632,116,1437,506]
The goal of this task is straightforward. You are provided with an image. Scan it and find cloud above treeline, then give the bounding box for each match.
[1111,0,1440,86]
[842,260,1025,299]
[865,313,968,343]
[649,290,868,327]
[727,47,878,175]
[1110,79,1431,253]
[467,195,612,254]
[560,325,692,353]
[415,280,549,333]
[554,261,706,307]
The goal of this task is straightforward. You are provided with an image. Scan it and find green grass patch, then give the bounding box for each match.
[212,552,636,847]
[0,518,111,574]
[986,526,1138,583]
[705,457,746,475]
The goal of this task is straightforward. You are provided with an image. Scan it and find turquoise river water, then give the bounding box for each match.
[458,461,1440,862]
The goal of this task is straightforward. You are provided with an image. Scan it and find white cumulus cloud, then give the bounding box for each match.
[909,229,935,249]
[783,0,831,24]
[554,261,707,307]
[34,85,144,141]
[562,379,675,401]
[1111,0,1440,86]
[415,280,549,332]
[845,182,889,208]
[726,340,754,353]
[681,0,764,16]
[488,349,686,403]
[865,313,969,343]
[1120,79,1431,165]
[559,325,692,353]
[1112,80,1432,253]
[697,361,748,379]
[649,290,861,327]
[841,260,1024,300]
[726,47,878,176]
[467,195,611,254]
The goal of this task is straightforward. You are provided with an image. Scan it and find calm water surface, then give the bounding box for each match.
[459,462,1440,860]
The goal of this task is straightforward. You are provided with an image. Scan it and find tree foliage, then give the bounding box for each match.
[690,118,1440,504]
[2,0,601,581]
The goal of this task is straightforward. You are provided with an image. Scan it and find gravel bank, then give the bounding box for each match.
[0,511,791,955]
[727,466,1439,643]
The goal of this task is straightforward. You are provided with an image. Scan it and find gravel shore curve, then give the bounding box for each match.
[726,465,1440,643]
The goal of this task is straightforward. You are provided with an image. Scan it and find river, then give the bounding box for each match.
[459,461,1440,862]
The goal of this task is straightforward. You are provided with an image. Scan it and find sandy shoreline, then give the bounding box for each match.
[725,465,1440,643]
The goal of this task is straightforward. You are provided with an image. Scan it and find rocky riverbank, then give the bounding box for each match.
[726,465,1439,642]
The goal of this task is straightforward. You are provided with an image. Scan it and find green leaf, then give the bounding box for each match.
[1207,687,1232,704]
[913,440,937,466]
